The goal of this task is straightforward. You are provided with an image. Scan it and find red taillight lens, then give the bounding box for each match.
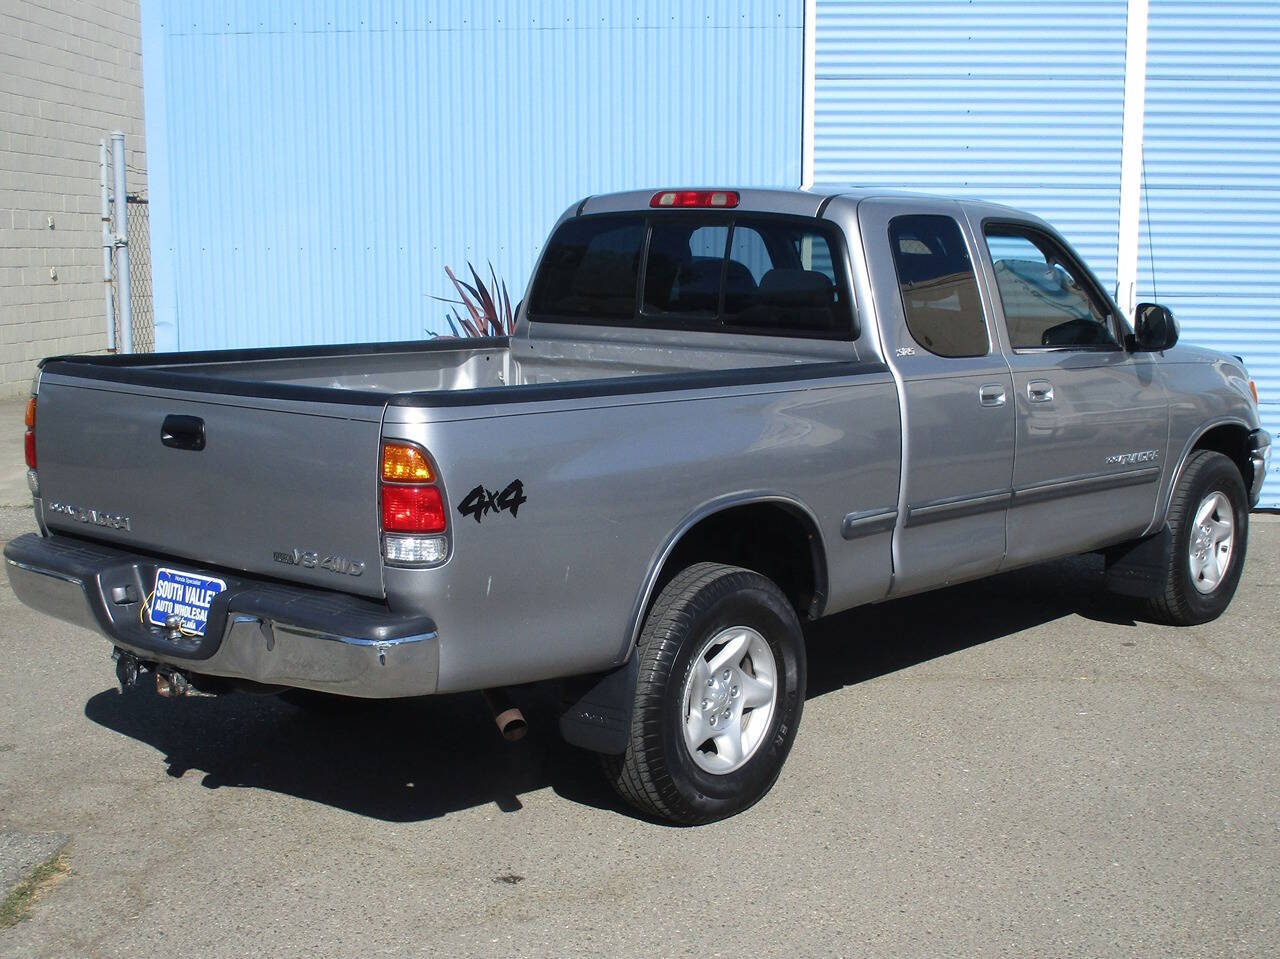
[650,190,740,209]
[381,485,445,533]
[23,396,36,469]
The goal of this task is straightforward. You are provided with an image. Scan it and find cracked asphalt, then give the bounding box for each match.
[1,398,1277,956]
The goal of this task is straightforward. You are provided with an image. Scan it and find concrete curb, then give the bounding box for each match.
[0,830,69,896]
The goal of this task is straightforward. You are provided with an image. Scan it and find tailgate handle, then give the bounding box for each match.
[161,414,206,451]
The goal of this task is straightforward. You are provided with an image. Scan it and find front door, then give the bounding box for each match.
[968,216,1169,566]
[860,199,1015,596]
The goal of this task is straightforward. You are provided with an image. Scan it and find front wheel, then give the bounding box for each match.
[1146,450,1249,625]
[603,563,806,824]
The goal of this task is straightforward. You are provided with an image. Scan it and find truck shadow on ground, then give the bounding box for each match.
[83,552,1144,823]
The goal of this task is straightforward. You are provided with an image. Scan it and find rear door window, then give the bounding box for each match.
[888,215,990,358]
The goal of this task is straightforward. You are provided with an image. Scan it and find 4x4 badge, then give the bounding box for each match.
[458,479,527,524]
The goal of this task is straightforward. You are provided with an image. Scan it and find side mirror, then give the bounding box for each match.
[1133,302,1179,352]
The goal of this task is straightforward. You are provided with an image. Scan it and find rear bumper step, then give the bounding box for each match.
[4,533,438,698]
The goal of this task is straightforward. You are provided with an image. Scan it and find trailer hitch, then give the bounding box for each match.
[112,648,217,697]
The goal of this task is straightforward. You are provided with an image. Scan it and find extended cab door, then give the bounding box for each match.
[967,215,1170,566]
[859,199,1015,595]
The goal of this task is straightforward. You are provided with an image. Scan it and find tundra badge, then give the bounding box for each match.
[1104,450,1159,466]
[47,501,132,531]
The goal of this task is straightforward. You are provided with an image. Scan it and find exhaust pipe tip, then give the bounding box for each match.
[494,707,528,742]
[482,689,528,742]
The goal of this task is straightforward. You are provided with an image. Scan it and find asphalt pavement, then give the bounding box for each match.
[0,399,30,510]
[0,395,1277,957]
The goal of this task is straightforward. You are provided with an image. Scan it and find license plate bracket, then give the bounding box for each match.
[148,567,226,637]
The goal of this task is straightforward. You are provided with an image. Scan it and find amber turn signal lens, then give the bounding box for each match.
[381,442,434,483]
[1250,380,1259,405]
[24,396,36,429]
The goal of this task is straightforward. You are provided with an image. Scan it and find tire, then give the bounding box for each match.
[1146,450,1249,626]
[603,563,806,824]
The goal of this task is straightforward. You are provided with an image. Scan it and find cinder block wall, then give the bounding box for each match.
[0,0,146,397]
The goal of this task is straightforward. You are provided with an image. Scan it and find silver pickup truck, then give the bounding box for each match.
[7,188,1270,823]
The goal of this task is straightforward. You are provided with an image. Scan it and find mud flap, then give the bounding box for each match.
[1104,525,1173,598]
[557,652,640,755]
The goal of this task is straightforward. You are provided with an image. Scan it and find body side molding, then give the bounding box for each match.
[841,507,897,539]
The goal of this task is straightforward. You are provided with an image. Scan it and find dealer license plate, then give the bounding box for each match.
[148,567,227,637]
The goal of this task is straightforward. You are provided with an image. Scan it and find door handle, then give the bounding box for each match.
[161,414,206,451]
[978,384,1007,407]
[1028,380,1054,403]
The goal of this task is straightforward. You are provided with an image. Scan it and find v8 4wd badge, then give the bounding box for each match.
[272,548,365,576]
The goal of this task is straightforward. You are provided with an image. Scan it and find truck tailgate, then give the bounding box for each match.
[33,378,385,599]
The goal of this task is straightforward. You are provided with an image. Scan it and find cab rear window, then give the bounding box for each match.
[527,216,644,321]
[528,213,856,340]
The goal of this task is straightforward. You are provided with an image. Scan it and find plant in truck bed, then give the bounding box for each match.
[433,262,516,337]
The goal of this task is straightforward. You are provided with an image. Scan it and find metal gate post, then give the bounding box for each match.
[100,139,117,351]
[111,131,134,354]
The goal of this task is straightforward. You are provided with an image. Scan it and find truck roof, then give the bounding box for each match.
[577,186,1027,218]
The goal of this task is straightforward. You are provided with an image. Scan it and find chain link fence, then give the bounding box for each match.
[110,196,155,353]
[126,197,154,352]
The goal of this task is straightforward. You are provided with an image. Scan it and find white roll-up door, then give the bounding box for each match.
[813,0,1130,290]
[1142,0,1280,506]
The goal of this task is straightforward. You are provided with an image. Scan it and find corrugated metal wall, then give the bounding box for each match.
[141,1,801,351]
[813,0,1129,291]
[1141,0,1280,506]
[814,0,1277,506]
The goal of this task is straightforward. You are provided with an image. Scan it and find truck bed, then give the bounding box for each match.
[32,329,873,604]
[41,329,843,401]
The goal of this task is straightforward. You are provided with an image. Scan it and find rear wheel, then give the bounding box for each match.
[1147,450,1249,625]
[603,563,806,824]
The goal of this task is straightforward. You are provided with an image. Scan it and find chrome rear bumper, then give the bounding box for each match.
[4,533,438,698]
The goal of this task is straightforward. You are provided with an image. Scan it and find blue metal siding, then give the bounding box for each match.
[1141,0,1280,505]
[141,1,802,351]
[813,0,1128,291]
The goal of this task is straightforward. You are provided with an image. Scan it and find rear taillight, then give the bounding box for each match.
[381,485,445,533]
[23,394,36,473]
[380,441,449,567]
